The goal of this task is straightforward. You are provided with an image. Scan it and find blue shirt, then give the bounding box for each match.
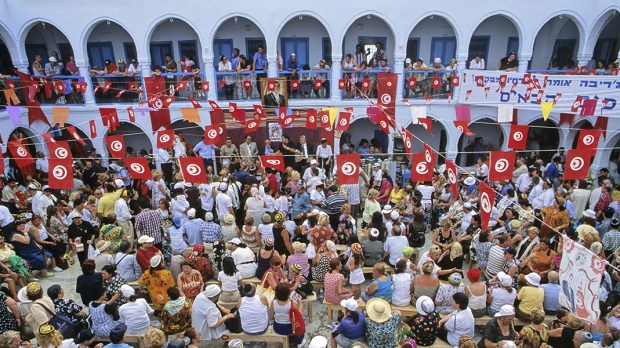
[252,52,267,70]
[230,55,239,70]
[540,283,561,312]
[182,218,204,245]
[285,58,301,71]
[200,221,223,242]
[193,142,216,159]
[358,146,370,157]
[565,199,575,219]
[546,163,559,181]
[291,192,312,217]
[336,312,366,340]
[104,343,133,348]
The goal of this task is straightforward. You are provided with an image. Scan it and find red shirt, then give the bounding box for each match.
[136,245,160,272]
[268,174,279,195]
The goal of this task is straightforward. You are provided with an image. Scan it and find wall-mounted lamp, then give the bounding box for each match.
[558,15,564,19]
[41,22,46,29]
[357,23,363,30]
[429,15,434,20]
[106,20,111,25]
[366,15,371,19]
[234,17,238,24]
[299,15,303,20]
[170,18,174,22]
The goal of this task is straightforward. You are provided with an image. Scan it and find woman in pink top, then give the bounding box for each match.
[377,176,393,205]
[286,242,309,280]
[324,258,353,305]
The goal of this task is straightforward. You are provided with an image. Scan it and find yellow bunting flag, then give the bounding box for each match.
[51,107,70,127]
[322,107,338,126]
[3,89,20,105]
[181,108,201,123]
[540,101,554,121]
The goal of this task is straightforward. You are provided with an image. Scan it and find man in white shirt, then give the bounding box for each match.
[303,159,321,182]
[239,135,259,166]
[512,159,529,183]
[515,169,533,194]
[372,163,383,189]
[35,152,49,175]
[532,179,554,210]
[310,181,326,206]
[527,176,543,206]
[460,202,475,231]
[572,180,592,220]
[191,285,230,340]
[115,191,134,243]
[383,225,409,266]
[215,183,234,222]
[589,176,605,210]
[469,55,485,70]
[316,138,332,178]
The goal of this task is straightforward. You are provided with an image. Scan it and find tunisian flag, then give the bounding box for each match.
[48,159,73,189]
[105,135,126,158]
[260,155,285,172]
[564,149,595,181]
[47,140,72,161]
[337,154,360,185]
[508,124,529,150]
[203,125,220,145]
[179,157,207,184]
[376,72,397,116]
[123,158,152,181]
[576,129,601,150]
[445,159,459,198]
[306,109,317,129]
[157,129,175,149]
[66,126,86,145]
[479,182,496,231]
[8,141,34,169]
[143,76,172,131]
[335,112,351,132]
[488,151,516,182]
[410,153,434,182]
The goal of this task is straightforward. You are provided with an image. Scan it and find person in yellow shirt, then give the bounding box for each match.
[516,273,544,321]
[389,181,406,208]
[97,182,124,218]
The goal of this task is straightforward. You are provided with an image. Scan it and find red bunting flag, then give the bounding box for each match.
[559,113,575,127]
[454,120,474,136]
[403,130,413,159]
[47,140,72,161]
[488,151,516,182]
[189,98,202,109]
[54,80,65,94]
[522,73,531,85]
[378,114,391,134]
[445,159,459,199]
[245,119,260,134]
[564,149,595,181]
[218,80,226,89]
[410,153,434,182]
[243,80,252,89]
[475,75,484,87]
[253,105,264,119]
[203,125,219,145]
[8,141,34,169]
[319,111,330,129]
[580,99,597,117]
[127,106,136,122]
[67,126,85,145]
[479,182,496,230]
[201,81,209,92]
[338,79,346,90]
[72,82,87,94]
[361,78,370,91]
[431,76,441,90]
[306,109,317,129]
[260,155,285,172]
[178,157,207,184]
[210,108,224,126]
[455,105,471,123]
[216,124,227,147]
[314,80,322,90]
[423,143,436,166]
[498,74,507,88]
[48,159,73,189]
[267,80,276,92]
[105,135,126,158]
[103,81,112,93]
[508,124,529,150]
[335,112,351,132]
[337,154,360,185]
[291,80,299,91]
[451,76,459,87]
[571,96,583,113]
[157,129,174,149]
[123,158,152,181]
[594,116,609,139]
[176,81,186,91]
[408,78,417,89]
[416,118,432,135]
[377,72,397,116]
[208,100,220,110]
[576,129,601,149]
[89,120,97,138]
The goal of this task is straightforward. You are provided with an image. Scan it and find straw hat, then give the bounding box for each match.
[96,240,110,253]
[351,243,363,255]
[224,214,235,224]
[366,298,392,323]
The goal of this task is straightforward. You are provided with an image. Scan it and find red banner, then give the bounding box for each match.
[260,155,285,172]
[418,118,432,134]
[253,105,265,119]
[376,72,397,116]
[306,109,317,129]
[89,120,97,138]
[203,125,219,145]
[378,114,390,134]
[47,140,72,161]
[179,157,207,184]
[408,78,417,89]
[455,105,471,122]
[337,154,360,185]
[577,129,602,149]
[423,143,436,166]
[410,153,434,182]
[157,129,174,149]
[105,135,126,158]
[122,158,151,181]
[127,106,136,122]
[445,159,459,198]
[564,149,595,181]
[8,141,34,169]
[403,130,413,159]
[319,111,330,129]
[335,112,351,132]
[245,119,260,134]
[454,120,474,136]
[48,159,73,189]
[488,151,516,182]
[479,182,496,231]
[508,124,529,150]
[67,126,85,145]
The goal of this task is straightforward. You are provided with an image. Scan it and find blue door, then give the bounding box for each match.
[213,39,233,68]
[150,42,173,69]
[87,42,115,70]
[358,36,387,65]
[430,37,456,65]
[281,38,309,68]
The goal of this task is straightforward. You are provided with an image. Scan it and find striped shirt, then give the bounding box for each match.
[343,184,361,205]
[134,208,163,244]
[485,245,507,279]
[323,193,346,215]
[200,221,223,242]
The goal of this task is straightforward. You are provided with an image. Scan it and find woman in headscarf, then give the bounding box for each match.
[437,242,464,281]
[245,187,266,227]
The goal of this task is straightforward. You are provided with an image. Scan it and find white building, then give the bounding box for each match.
[0,1,619,174]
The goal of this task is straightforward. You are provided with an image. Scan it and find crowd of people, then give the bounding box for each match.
[0,123,618,348]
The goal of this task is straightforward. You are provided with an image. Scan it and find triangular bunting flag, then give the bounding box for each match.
[540,101,553,121]
[51,107,69,127]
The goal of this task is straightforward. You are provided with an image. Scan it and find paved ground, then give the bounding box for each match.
[37,229,481,347]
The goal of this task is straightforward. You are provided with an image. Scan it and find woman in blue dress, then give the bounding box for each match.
[9,215,52,277]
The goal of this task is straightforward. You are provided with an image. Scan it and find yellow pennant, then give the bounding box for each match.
[322,107,338,126]
[540,101,553,121]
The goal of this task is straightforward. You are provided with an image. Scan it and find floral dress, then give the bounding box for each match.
[435,285,464,314]
[365,312,401,348]
[139,269,176,307]
[178,270,202,302]
[53,298,90,329]
[311,254,331,282]
[48,216,68,243]
[100,224,126,253]
[104,274,128,307]
[324,272,352,304]
[518,323,549,348]
[409,311,441,346]
[160,297,192,335]
[0,292,17,332]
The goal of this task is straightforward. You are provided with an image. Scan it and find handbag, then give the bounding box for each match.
[35,303,77,339]
[255,270,276,304]
[289,300,305,336]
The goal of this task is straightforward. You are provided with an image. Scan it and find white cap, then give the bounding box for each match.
[310,159,318,165]
[308,336,328,348]
[463,202,472,209]
[390,210,399,220]
[405,58,412,64]
[381,205,393,214]
[494,304,515,317]
[138,235,154,244]
[69,211,82,220]
[340,298,358,312]
[290,53,296,57]
[219,183,228,191]
[120,284,135,298]
[114,179,124,187]
[150,255,162,268]
[373,162,381,167]
[205,212,214,221]
[497,272,512,287]
[583,209,596,219]
[204,284,221,298]
[525,273,541,286]
[434,57,441,64]
[49,57,57,62]
[187,208,196,218]
[229,238,242,245]
[42,185,50,191]
[28,184,37,190]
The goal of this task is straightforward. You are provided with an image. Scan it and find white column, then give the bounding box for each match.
[77,63,96,105]
[456,54,468,72]
[393,54,405,101]
[446,128,461,163]
[203,57,216,101]
[577,54,593,67]
[517,54,532,73]
[12,60,29,74]
[330,54,342,102]
[267,54,278,77]
[138,59,152,77]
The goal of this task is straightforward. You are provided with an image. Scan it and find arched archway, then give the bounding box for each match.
[46,124,94,158]
[84,21,137,70]
[570,119,594,150]
[456,118,503,167]
[277,15,331,67]
[468,15,520,70]
[105,122,152,157]
[407,15,457,64]
[0,35,14,75]
[148,17,202,70]
[527,119,560,163]
[24,22,73,70]
[590,11,620,66]
[171,120,204,148]
[342,14,396,66]
[531,16,582,70]
[406,117,447,164]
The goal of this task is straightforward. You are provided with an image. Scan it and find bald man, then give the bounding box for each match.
[540,271,561,315]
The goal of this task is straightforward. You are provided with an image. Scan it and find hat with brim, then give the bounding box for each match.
[583,209,596,219]
[95,240,111,253]
[366,298,392,323]
[464,176,476,186]
[17,286,30,303]
[497,272,513,287]
[224,214,235,224]
[150,255,162,268]
[204,284,221,298]
[525,273,541,287]
[340,298,359,312]
[415,296,435,316]
[229,238,242,245]
[494,304,515,317]
[138,235,154,244]
[381,205,393,214]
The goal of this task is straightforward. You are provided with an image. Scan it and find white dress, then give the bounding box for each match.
[392,273,413,306]
[349,265,364,285]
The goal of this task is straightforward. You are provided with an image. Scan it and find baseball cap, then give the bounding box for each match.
[434,57,441,64]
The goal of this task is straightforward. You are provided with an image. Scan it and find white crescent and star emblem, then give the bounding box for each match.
[447,168,457,185]
[283,118,293,126]
[416,162,428,174]
[481,192,491,213]
[228,106,235,113]
[160,134,171,143]
[381,94,391,105]
[570,157,585,171]
[309,116,315,123]
[582,135,595,146]
[130,163,145,174]
[341,162,356,175]
[495,159,509,173]
[110,141,123,152]
[248,121,257,129]
[186,164,202,176]
[54,148,68,159]
[52,165,67,180]
[208,129,218,138]
[266,159,281,166]
[387,82,392,87]
[16,147,27,157]
[340,119,347,126]
[513,131,523,141]
[380,121,387,129]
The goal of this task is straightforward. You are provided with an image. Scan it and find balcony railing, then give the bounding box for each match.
[0,75,85,108]
[214,70,263,101]
[279,70,331,99]
[402,69,457,100]
[158,72,207,101]
[90,74,144,104]
[527,68,619,75]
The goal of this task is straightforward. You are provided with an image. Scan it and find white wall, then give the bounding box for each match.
[408,17,456,63]
[471,16,518,69]
[214,17,265,59]
[151,20,202,64]
[88,22,135,65]
[343,16,394,63]
[277,17,329,67]
[531,19,579,69]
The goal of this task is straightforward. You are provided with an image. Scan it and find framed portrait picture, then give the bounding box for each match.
[260,77,288,108]
[268,123,283,142]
